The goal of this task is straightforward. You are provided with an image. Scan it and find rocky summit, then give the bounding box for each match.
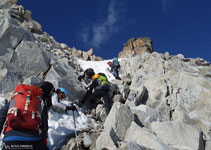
[1,1,211,150]
[118,37,153,58]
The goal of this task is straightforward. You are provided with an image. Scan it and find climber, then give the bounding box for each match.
[78,68,95,105]
[78,68,95,85]
[112,58,121,80]
[85,73,112,114]
[51,87,76,113]
[107,61,113,73]
[0,82,55,150]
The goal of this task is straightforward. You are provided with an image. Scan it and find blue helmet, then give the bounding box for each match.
[58,88,68,97]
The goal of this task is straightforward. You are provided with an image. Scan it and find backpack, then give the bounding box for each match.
[97,73,109,86]
[5,84,43,132]
[113,58,120,68]
[98,72,106,77]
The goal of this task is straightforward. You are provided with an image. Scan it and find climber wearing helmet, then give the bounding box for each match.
[58,88,68,99]
[112,58,121,80]
[107,61,113,73]
[51,87,76,113]
[78,68,95,85]
[85,73,112,114]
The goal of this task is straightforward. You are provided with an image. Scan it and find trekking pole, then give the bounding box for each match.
[106,68,111,78]
[72,104,80,116]
[75,107,79,116]
[73,110,80,150]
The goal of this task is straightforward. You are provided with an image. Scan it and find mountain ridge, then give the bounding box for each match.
[0,1,211,150]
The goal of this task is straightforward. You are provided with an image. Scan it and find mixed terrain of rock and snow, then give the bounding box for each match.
[1,1,211,150]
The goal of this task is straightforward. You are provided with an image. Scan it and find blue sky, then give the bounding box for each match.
[18,0,211,62]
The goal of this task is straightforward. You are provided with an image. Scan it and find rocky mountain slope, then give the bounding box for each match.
[1,1,211,150]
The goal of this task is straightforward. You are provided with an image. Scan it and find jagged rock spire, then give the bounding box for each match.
[118,37,154,58]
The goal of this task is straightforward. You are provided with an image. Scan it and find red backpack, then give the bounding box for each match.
[5,84,43,132]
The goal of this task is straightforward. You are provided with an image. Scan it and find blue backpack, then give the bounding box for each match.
[113,58,120,68]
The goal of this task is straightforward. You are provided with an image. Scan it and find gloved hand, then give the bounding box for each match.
[78,76,82,81]
[66,104,76,111]
[85,86,90,91]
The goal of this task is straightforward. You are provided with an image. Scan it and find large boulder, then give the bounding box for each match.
[0,0,17,9]
[71,48,82,58]
[0,9,47,94]
[96,102,134,149]
[95,130,118,150]
[82,51,90,61]
[165,64,211,132]
[23,76,44,86]
[0,14,31,57]
[0,62,21,93]
[151,121,204,150]
[0,41,51,93]
[125,122,170,150]
[9,41,51,77]
[143,76,170,121]
[120,52,165,88]
[22,19,42,34]
[144,76,168,106]
[87,48,93,56]
[103,102,134,139]
[127,85,147,107]
[131,105,161,128]
[117,141,150,150]
[45,57,86,101]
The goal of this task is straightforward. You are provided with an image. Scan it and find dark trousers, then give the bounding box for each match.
[80,89,92,104]
[2,140,48,150]
[86,87,112,114]
[113,67,121,80]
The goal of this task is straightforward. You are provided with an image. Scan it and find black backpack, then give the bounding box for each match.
[98,72,106,77]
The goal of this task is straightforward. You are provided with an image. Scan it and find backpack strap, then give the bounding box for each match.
[1,117,8,135]
[25,95,30,111]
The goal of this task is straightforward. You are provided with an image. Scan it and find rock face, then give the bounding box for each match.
[1,2,211,150]
[0,2,85,97]
[114,52,210,150]
[125,122,169,150]
[118,37,153,58]
[96,102,134,150]
[85,51,210,150]
[0,0,17,9]
[151,121,204,150]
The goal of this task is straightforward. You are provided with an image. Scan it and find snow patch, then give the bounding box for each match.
[77,59,115,81]
[47,101,90,149]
